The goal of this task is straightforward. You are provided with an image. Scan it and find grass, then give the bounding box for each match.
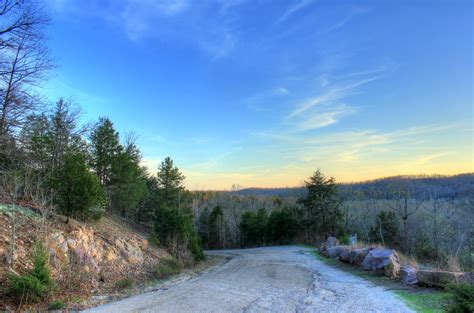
[394,290,450,313]
[0,204,40,218]
[115,277,134,289]
[153,258,183,279]
[294,243,317,249]
[48,299,67,310]
[311,249,450,312]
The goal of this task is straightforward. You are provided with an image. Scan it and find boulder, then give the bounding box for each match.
[348,248,370,266]
[362,252,374,270]
[400,265,418,285]
[326,237,339,249]
[339,247,353,263]
[361,248,400,277]
[417,270,468,287]
[321,237,339,252]
[325,245,350,259]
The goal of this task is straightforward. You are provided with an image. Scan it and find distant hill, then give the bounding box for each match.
[231,173,474,200]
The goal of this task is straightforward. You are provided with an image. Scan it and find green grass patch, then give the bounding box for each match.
[294,243,317,249]
[115,277,134,289]
[48,299,67,310]
[153,258,183,279]
[394,290,450,313]
[0,204,39,218]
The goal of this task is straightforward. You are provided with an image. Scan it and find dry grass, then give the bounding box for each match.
[398,252,419,268]
[446,256,462,272]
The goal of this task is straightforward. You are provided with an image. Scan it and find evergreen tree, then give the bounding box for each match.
[299,169,342,241]
[135,175,159,224]
[209,206,225,249]
[154,157,203,261]
[197,207,211,248]
[240,209,268,247]
[54,152,106,222]
[267,208,297,244]
[156,157,185,210]
[90,117,121,187]
[255,208,268,244]
[109,149,148,217]
[240,211,258,247]
[369,210,399,246]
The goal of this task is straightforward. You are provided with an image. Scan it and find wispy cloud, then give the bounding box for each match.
[49,0,242,59]
[319,7,370,34]
[245,87,290,111]
[293,104,356,131]
[276,0,315,24]
[288,76,380,118]
[251,123,466,174]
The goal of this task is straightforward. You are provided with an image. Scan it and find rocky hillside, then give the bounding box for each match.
[0,204,170,310]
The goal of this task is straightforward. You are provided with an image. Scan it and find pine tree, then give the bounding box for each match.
[109,149,148,217]
[255,208,268,245]
[209,206,225,249]
[90,117,121,187]
[299,169,342,241]
[153,157,203,261]
[54,152,106,222]
[156,157,185,210]
[369,210,399,247]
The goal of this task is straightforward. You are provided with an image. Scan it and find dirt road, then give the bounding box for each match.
[85,246,413,312]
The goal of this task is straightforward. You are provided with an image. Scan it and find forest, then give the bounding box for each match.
[194,173,473,271]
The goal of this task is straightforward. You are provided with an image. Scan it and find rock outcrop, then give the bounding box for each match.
[0,208,170,299]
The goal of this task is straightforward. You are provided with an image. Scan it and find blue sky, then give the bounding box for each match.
[44,0,472,189]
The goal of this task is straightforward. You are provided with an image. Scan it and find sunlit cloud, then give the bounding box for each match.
[292,104,356,131]
[288,76,380,118]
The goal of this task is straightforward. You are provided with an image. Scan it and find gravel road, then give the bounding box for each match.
[85,246,413,313]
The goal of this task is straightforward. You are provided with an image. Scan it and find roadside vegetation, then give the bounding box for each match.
[313,248,474,313]
[313,249,448,312]
[154,258,183,279]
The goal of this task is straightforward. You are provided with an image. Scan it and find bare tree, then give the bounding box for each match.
[385,184,422,252]
[0,0,53,144]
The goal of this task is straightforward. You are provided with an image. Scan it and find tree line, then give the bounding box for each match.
[196,170,343,249]
[193,171,473,271]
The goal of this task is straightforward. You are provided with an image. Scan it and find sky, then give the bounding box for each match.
[43,0,473,190]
